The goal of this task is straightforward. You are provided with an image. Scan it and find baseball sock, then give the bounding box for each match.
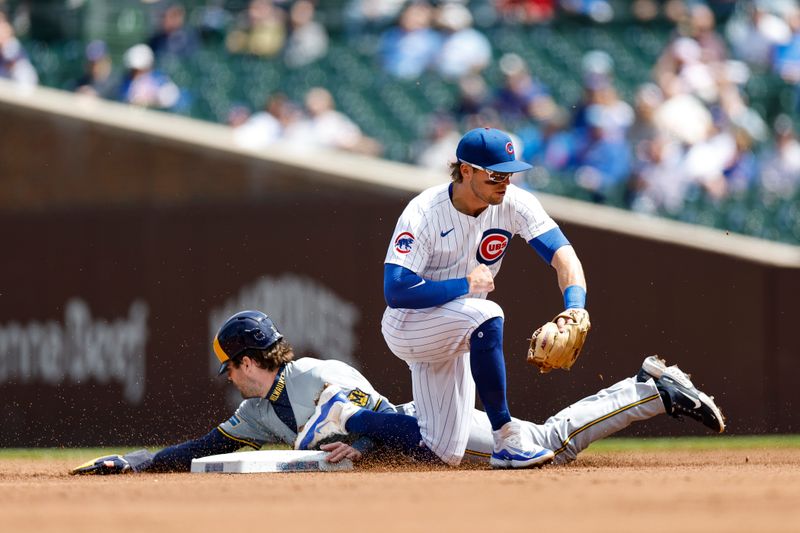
[470,317,512,431]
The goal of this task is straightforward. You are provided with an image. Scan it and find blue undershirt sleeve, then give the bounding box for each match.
[528,227,571,264]
[384,263,469,309]
[143,427,252,472]
[350,436,377,455]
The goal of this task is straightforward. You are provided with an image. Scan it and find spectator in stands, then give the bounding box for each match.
[148,2,200,59]
[628,83,665,159]
[531,106,575,172]
[232,95,282,150]
[72,40,118,99]
[716,83,767,192]
[226,0,287,57]
[725,1,792,70]
[773,7,800,87]
[0,11,37,86]
[344,0,406,40]
[195,0,235,45]
[654,36,719,104]
[492,53,550,128]
[283,0,329,68]
[656,3,732,109]
[495,0,556,25]
[287,86,383,156]
[722,124,760,196]
[119,44,181,110]
[232,92,304,150]
[433,3,491,81]
[653,76,713,145]
[759,114,800,201]
[414,112,461,172]
[378,1,441,79]
[226,104,252,128]
[560,0,614,23]
[629,134,690,215]
[682,2,728,64]
[571,55,633,143]
[572,104,631,203]
[511,81,562,167]
[453,73,490,122]
[631,0,660,22]
[681,122,737,201]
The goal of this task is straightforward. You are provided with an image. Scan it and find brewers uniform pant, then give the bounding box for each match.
[397,375,666,465]
[382,297,503,465]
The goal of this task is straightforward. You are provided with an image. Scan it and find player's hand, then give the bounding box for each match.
[320,442,362,463]
[555,308,586,333]
[555,313,570,333]
[466,264,494,294]
[69,454,133,475]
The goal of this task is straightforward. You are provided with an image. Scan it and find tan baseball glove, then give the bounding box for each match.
[527,309,591,374]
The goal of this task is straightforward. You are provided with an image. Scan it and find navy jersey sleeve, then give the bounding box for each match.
[141,427,256,473]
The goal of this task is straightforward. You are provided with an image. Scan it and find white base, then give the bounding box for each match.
[190,450,353,473]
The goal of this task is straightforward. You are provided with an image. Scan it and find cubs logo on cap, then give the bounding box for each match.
[394,232,415,254]
[476,229,512,265]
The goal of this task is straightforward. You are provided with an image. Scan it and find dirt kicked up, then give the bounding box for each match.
[2,449,799,533]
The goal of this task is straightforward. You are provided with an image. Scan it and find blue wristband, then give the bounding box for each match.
[563,285,586,309]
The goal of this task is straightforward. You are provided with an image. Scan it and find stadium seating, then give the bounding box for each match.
[16,1,800,245]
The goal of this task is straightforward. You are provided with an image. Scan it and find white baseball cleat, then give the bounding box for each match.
[639,354,669,380]
[295,385,357,450]
[637,355,726,433]
[490,420,554,469]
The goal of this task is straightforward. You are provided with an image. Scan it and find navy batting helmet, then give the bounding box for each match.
[213,310,284,375]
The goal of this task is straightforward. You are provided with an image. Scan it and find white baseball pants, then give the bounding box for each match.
[461,376,666,464]
[381,297,503,465]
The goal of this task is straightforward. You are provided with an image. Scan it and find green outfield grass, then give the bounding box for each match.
[586,434,800,452]
[1,436,799,460]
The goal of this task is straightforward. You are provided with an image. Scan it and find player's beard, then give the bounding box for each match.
[471,179,507,206]
[231,374,264,399]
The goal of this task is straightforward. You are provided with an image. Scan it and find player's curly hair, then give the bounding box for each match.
[232,339,294,371]
[449,161,464,183]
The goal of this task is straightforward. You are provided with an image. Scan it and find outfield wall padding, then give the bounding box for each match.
[1,82,799,446]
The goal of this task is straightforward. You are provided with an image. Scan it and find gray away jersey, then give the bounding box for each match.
[217,358,391,448]
[384,183,558,298]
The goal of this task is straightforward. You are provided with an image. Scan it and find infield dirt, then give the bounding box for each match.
[2,449,799,533]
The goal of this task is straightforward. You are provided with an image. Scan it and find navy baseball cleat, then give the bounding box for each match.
[295,385,354,451]
[637,355,726,433]
[490,421,554,469]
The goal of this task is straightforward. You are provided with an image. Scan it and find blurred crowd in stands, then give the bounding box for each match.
[1,0,798,242]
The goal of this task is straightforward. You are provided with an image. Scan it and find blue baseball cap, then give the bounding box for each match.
[456,128,532,173]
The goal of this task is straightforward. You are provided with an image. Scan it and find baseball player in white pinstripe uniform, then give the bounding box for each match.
[378,128,588,468]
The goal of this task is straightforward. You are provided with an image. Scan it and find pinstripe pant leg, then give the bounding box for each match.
[381,298,503,465]
[410,354,476,465]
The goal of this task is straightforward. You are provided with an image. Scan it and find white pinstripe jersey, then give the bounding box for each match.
[384,183,558,298]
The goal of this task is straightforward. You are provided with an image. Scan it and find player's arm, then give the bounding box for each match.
[383,263,469,309]
[528,227,587,310]
[551,245,586,306]
[141,427,260,472]
[69,427,257,475]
